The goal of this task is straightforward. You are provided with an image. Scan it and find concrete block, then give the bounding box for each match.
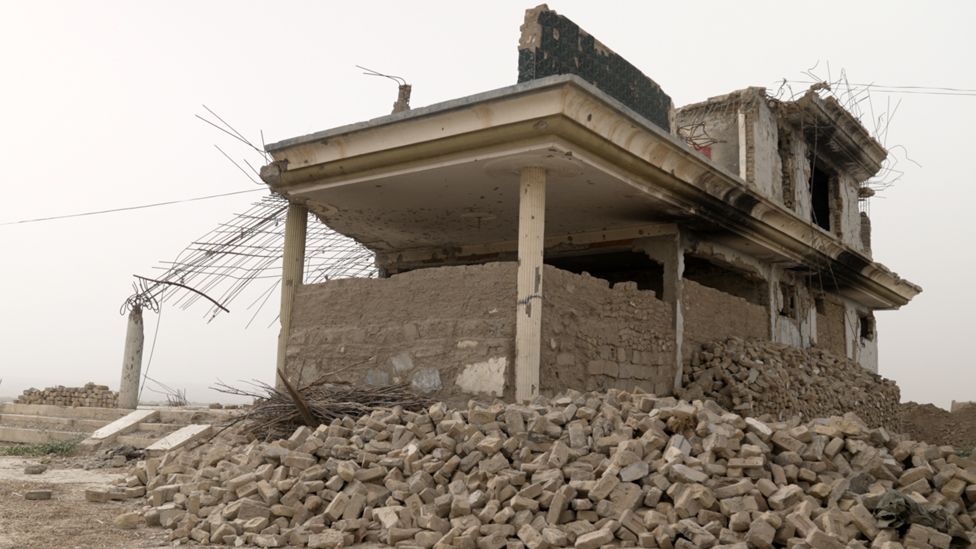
[145,424,212,455]
[24,489,52,501]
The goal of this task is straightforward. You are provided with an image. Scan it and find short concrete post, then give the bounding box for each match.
[118,305,144,409]
[276,202,308,389]
[514,167,546,403]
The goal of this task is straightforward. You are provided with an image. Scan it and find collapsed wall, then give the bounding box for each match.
[679,338,900,430]
[15,382,118,408]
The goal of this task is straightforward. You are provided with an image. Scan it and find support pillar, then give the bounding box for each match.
[514,167,546,403]
[276,202,308,387]
[638,231,685,393]
[118,305,144,409]
[665,240,685,393]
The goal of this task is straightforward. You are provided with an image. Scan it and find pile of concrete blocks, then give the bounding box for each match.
[679,338,900,430]
[16,382,118,408]
[94,388,976,548]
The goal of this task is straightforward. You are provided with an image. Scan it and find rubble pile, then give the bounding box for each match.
[16,382,118,408]
[680,338,900,429]
[97,388,976,548]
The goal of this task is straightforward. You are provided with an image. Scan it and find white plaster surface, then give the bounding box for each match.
[455,357,507,397]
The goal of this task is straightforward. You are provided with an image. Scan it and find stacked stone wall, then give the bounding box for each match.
[285,262,518,404]
[542,266,675,395]
[816,298,847,358]
[16,382,118,408]
[681,279,769,357]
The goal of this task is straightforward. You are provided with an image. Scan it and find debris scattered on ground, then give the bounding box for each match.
[679,338,901,429]
[24,489,52,500]
[23,463,47,475]
[15,382,118,408]
[89,387,974,548]
[213,380,433,440]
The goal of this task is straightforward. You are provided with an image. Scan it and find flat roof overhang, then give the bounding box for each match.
[261,75,920,310]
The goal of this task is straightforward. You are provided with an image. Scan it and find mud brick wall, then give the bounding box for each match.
[542,266,675,396]
[16,382,118,408]
[681,280,769,357]
[286,263,518,403]
[816,298,847,358]
[518,6,673,131]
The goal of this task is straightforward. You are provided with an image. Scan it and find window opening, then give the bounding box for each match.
[810,161,832,232]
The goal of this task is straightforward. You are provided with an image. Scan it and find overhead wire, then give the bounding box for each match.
[785,80,976,97]
[0,188,266,226]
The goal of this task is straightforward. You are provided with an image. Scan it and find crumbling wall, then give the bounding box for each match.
[771,274,817,349]
[816,297,847,358]
[285,263,518,403]
[860,211,873,255]
[681,279,768,357]
[676,89,782,203]
[541,266,675,395]
[748,96,783,202]
[779,125,813,221]
[675,102,740,176]
[837,172,867,253]
[858,332,879,373]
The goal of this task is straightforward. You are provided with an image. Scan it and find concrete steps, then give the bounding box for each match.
[0,402,238,450]
[0,413,107,431]
[81,407,239,451]
[0,426,88,444]
[0,403,128,421]
[0,403,127,445]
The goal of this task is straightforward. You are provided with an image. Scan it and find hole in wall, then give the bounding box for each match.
[545,251,664,298]
[859,313,875,341]
[810,161,832,232]
[683,256,768,306]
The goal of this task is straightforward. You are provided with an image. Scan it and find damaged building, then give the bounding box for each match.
[258,5,919,404]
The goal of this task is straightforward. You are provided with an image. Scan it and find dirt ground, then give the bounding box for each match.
[898,402,976,453]
[0,454,171,549]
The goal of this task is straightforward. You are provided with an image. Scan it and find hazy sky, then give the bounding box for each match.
[1,2,973,407]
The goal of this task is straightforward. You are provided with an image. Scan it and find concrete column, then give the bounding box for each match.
[118,305,144,409]
[514,167,546,403]
[639,232,685,393]
[276,202,308,386]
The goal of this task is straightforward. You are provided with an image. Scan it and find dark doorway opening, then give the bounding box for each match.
[810,162,832,232]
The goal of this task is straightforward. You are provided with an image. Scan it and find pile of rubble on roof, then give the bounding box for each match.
[679,338,901,430]
[16,382,118,408]
[91,387,975,548]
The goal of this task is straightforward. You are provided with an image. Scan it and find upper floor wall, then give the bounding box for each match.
[675,88,884,257]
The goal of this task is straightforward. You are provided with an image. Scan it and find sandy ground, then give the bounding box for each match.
[0,455,171,549]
